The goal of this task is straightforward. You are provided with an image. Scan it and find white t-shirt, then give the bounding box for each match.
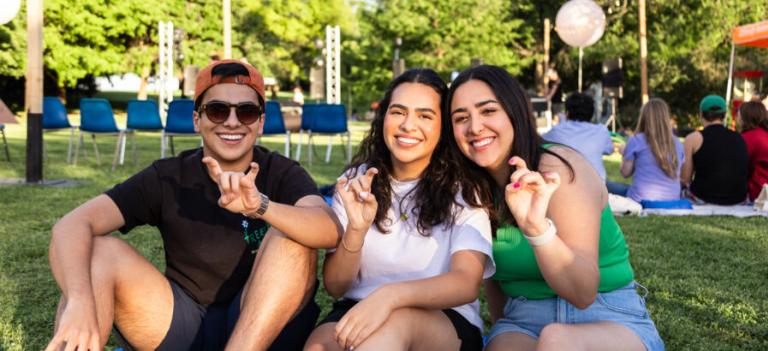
[331,168,495,331]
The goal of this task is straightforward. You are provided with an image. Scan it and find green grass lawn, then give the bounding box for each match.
[1,115,766,350]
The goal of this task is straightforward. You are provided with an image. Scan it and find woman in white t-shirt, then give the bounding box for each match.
[304,69,495,351]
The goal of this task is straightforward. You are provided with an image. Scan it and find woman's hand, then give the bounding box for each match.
[334,290,394,350]
[336,168,379,233]
[505,156,561,236]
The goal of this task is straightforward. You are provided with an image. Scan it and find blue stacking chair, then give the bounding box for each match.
[0,124,9,161]
[162,99,198,157]
[75,98,130,171]
[305,104,350,164]
[126,99,164,162]
[43,97,77,163]
[262,101,291,156]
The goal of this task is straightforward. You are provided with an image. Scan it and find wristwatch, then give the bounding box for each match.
[246,193,270,218]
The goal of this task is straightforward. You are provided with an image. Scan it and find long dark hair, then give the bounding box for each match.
[348,68,490,235]
[739,100,768,132]
[445,65,573,226]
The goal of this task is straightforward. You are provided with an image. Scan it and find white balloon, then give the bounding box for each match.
[0,0,22,25]
[555,0,606,48]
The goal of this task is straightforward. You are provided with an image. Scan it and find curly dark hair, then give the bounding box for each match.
[445,65,573,226]
[347,68,493,235]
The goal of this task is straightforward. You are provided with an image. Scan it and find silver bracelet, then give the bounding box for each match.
[523,218,557,246]
[244,193,269,218]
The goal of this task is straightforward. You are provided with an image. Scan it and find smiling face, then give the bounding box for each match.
[382,82,442,179]
[450,79,514,174]
[194,83,264,171]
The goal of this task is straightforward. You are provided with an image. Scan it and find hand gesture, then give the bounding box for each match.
[45,298,101,351]
[505,156,561,235]
[202,156,262,215]
[334,292,392,350]
[335,168,379,233]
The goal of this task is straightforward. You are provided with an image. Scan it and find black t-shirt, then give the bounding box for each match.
[690,124,749,204]
[105,146,319,305]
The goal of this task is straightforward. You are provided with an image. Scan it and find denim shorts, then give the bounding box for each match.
[487,282,664,351]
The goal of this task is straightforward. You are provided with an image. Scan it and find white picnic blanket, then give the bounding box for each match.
[641,204,768,217]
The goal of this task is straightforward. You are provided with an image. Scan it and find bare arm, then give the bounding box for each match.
[485,279,507,323]
[377,250,486,310]
[322,168,379,298]
[322,228,365,299]
[536,148,602,308]
[47,195,126,351]
[506,148,601,309]
[335,250,487,350]
[202,157,342,249]
[620,159,635,178]
[259,194,342,249]
[680,132,701,186]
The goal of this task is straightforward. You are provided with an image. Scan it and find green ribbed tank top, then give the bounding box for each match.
[492,202,634,299]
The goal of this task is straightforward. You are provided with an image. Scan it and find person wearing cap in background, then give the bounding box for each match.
[681,95,749,205]
[46,59,343,351]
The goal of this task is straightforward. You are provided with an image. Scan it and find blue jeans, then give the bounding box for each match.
[606,181,630,197]
[487,282,664,351]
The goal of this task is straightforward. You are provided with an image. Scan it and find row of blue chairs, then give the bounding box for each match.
[43,97,198,171]
[243,101,350,164]
[294,103,351,164]
[42,97,350,169]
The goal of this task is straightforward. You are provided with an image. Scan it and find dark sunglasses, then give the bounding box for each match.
[200,101,263,125]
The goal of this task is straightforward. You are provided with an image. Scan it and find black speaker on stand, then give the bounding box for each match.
[602,58,623,132]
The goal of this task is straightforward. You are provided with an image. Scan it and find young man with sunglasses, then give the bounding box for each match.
[46,60,342,351]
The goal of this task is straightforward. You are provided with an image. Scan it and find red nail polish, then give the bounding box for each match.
[513,182,521,189]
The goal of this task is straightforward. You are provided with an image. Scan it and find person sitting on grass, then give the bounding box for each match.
[681,95,749,205]
[738,101,768,202]
[46,60,342,351]
[612,98,685,202]
[542,92,614,181]
[447,65,664,351]
[303,68,495,351]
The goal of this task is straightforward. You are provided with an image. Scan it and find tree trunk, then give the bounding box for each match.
[137,65,149,100]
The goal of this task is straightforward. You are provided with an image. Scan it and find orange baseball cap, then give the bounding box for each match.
[193,59,266,108]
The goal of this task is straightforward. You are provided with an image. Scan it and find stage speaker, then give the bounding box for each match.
[602,58,623,98]
[183,65,199,97]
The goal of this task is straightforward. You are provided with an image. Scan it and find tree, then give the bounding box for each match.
[346,0,536,112]
[234,0,357,84]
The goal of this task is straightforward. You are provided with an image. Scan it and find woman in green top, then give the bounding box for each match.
[446,65,663,351]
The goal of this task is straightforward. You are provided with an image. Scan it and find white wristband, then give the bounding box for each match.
[523,218,557,246]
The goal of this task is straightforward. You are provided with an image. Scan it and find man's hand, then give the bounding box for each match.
[45,298,101,351]
[202,156,262,215]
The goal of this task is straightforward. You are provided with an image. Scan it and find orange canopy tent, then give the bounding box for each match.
[725,20,768,112]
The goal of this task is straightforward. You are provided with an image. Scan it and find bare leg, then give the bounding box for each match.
[304,323,343,351]
[226,228,317,350]
[306,308,461,351]
[355,308,459,351]
[52,236,173,350]
[486,332,537,351]
[536,322,646,351]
